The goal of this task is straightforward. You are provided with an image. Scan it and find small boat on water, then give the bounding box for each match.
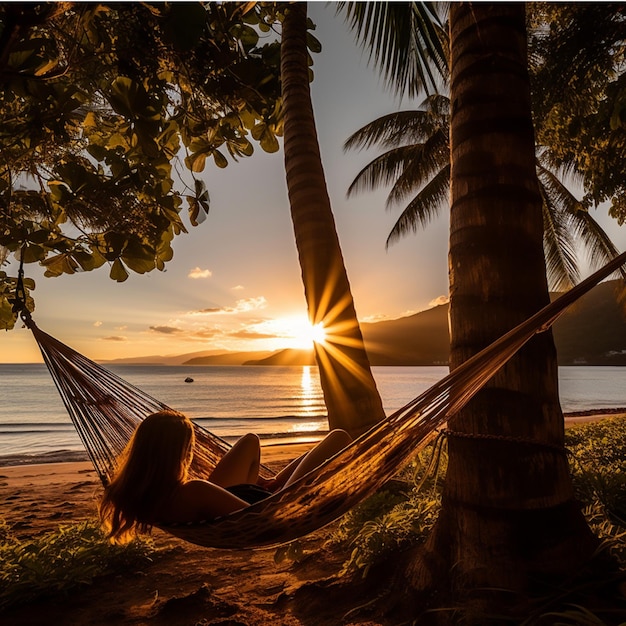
[184,377,194,383]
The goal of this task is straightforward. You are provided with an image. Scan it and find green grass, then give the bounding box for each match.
[0,519,157,611]
[327,437,447,576]
[327,417,626,578]
[319,417,626,624]
[3,417,625,619]
[566,415,626,529]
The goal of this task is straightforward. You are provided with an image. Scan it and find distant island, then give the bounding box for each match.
[104,280,626,367]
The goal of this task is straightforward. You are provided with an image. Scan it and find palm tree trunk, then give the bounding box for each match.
[280,2,385,436]
[407,3,597,615]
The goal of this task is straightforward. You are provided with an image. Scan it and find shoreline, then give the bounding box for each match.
[1,409,623,470]
[0,440,317,477]
[0,439,319,469]
[0,441,316,514]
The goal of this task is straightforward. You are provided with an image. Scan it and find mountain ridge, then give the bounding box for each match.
[104,280,626,366]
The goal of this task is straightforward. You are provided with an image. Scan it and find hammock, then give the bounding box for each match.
[21,251,626,549]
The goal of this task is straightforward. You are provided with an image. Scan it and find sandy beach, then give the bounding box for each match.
[0,441,361,626]
[0,412,623,625]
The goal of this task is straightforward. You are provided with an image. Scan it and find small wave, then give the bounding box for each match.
[0,422,74,429]
[0,425,76,433]
[194,414,327,423]
[256,429,328,440]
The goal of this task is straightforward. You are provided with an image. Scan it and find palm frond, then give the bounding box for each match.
[538,150,586,190]
[386,128,448,207]
[344,110,437,152]
[387,164,449,248]
[347,145,429,199]
[538,163,626,285]
[539,180,580,291]
[337,2,448,98]
[344,94,450,152]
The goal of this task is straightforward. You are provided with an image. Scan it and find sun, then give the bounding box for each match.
[308,322,327,345]
[274,316,327,349]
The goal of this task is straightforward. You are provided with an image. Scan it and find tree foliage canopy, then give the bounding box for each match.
[0,2,296,329]
[528,3,626,223]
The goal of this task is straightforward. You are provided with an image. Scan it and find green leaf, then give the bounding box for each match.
[212,150,228,168]
[306,32,322,54]
[47,181,72,203]
[21,244,45,263]
[259,129,279,153]
[109,77,159,121]
[188,197,200,227]
[121,239,156,274]
[27,230,53,245]
[103,232,126,259]
[73,250,106,272]
[239,25,259,48]
[185,152,207,173]
[41,254,78,277]
[251,121,267,141]
[0,297,17,331]
[110,258,129,282]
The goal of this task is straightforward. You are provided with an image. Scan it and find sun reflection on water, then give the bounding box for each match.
[288,366,326,432]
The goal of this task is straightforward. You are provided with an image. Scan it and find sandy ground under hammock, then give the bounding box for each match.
[0,412,623,626]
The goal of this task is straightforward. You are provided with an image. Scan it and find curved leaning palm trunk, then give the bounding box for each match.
[280,2,385,435]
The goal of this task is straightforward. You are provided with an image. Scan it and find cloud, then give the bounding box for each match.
[429,295,449,307]
[114,325,128,331]
[231,285,244,291]
[189,329,221,339]
[233,297,267,312]
[188,267,213,279]
[362,313,393,323]
[191,297,268,316]
[93,321,103,327]
[228,329,277,340]
[149,325,184,334]
[196,307,223,314]
[101,336,127,342]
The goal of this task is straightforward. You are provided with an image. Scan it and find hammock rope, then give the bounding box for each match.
[20,250,626,549]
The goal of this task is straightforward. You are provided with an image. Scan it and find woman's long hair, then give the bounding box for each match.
[100,409,195,543]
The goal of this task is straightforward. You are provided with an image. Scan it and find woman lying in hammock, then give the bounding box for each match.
[100,409,351,543]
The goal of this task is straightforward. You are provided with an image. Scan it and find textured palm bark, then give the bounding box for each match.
[280,3,385,435]
[406,3,597,615]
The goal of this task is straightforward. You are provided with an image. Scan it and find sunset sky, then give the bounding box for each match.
[3,4,625,364]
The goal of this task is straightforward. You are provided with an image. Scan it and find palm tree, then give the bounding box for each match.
[280,2,387,436]
[345,94,621,291]
[340,2,603,615]
[278,2,447,436]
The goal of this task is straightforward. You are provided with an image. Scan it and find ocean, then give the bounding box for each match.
[0,364,624,458]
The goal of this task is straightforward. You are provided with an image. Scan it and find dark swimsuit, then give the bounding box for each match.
[225,483,272,504]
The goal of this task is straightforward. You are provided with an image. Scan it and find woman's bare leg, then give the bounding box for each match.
[209,433,261,487]
[281,429,352,488]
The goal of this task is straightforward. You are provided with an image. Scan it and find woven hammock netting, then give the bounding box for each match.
[21,250,626,549]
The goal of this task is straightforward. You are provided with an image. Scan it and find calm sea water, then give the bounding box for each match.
[0,364,624,458]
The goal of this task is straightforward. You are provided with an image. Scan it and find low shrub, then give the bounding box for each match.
[0,519,156,610]
[328,439,446,576]
[328,417,626,577]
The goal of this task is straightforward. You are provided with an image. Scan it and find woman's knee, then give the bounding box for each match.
[239,432,261,454]
[240,432,260,445]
